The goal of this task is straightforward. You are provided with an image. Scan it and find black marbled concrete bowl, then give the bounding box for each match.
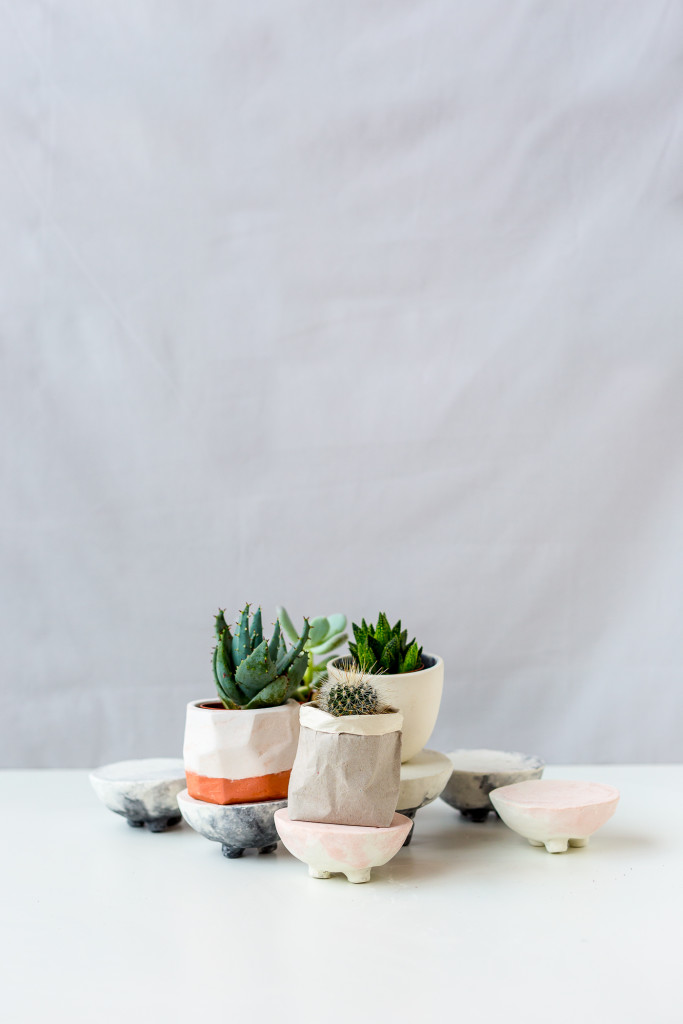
[177,789,287,858]
[90,758,186,831]
[440,749,545,822]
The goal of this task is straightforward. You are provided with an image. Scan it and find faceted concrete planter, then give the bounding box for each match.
[327,654,444,763]
[183,698,299,805]
[90,758,185,831]
[440,749,545,822]
[490,779,620,853]
[274,808,413,883]
[177,789,286,858]
[397,749,453,846]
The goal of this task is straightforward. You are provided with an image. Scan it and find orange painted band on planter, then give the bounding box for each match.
[185,769,291,805]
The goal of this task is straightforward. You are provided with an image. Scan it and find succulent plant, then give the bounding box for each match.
[316,669,385,717]
[276,606,347,701]
[349,612,423,674]
[212,605,310,710]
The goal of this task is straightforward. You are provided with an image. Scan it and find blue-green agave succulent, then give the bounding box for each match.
[213,605,310,710]
[276,606,347,701]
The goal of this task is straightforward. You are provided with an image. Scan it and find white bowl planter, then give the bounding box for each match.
[490,779,620,853]
[327,654,444,763]
[183,698,300,805]
[274,808,413,883]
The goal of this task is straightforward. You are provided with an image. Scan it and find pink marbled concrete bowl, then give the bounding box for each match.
[274,809,412,883]
[490,779,620,853]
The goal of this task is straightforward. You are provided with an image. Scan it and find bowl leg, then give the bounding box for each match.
[258,844,278,855]
[569,837,589,848]
[148,815,181,833]
[461,808,490,823]
[127,819,145,828]
[544,839,569,854]
[222,844,244,858]
[308,867,331,879]
[345,868,372,884]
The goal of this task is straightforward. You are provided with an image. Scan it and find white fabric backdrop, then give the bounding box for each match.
[2,1,682,767]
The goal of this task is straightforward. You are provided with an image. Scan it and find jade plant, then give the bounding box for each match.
[349,613,423,674]
[212,605,310,710]
[277,606,347,701]
[316,670,387,717]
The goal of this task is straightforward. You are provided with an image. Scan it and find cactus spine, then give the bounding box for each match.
[316,668,385,717]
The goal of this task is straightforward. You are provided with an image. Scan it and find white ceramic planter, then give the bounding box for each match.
[183,698,299,805]
[490,779,620,853]
[327,654,444,763]
[274,808,413,883]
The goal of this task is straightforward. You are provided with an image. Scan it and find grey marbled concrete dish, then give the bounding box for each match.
[440,749,545,822]
[177,789,287,858]
[90,758,186,831]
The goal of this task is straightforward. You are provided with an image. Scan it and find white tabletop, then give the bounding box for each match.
[1,765,680,1024]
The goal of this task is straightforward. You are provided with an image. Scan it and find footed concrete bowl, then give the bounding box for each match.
[274,808,413,883]
[490,779,620,853]
[90,758,186,831]
[440,749,545,822]
[397,749,453,846]
[177,789,286,857]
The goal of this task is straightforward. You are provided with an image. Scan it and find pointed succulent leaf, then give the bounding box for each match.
[325,613,347,637]
[232,605,251,666]
[275,617,310,675]
[235,639,278,698]
[380,635,400,672]
[249,607,263,648]
[355,639,375,671]
[215,609,228,641]
[307,616,329,647]
[215,633,242,706]
[367,634,384,664]
[286,651,309,689]
[221,625,234,675]
[376,612,392,646]
[243,675,291,710]
[309,630,348,656]
[269,620,282,661]
[276,606,299,643]
[401,640,420,673]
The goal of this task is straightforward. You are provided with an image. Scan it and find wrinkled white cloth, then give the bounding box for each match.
[1,2,682,765]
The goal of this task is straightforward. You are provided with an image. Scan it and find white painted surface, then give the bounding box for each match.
[1,765,680,1023]
[4,4,683,769]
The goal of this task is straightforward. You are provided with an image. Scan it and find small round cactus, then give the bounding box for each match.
[316,669,385,717]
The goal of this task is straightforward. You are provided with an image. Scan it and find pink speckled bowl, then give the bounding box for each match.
[490,779,620,853]
[274,809,412,883]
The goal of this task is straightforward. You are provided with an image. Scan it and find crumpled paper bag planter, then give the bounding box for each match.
[490,779,620,853]
[287,704,402,827]
[89,758,185,832]
[274,808,413,882]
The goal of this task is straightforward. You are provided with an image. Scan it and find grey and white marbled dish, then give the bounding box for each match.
[90,758,186,831]
[396,749,453,846]
[177,789,287,858]
[440,749,545,822]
